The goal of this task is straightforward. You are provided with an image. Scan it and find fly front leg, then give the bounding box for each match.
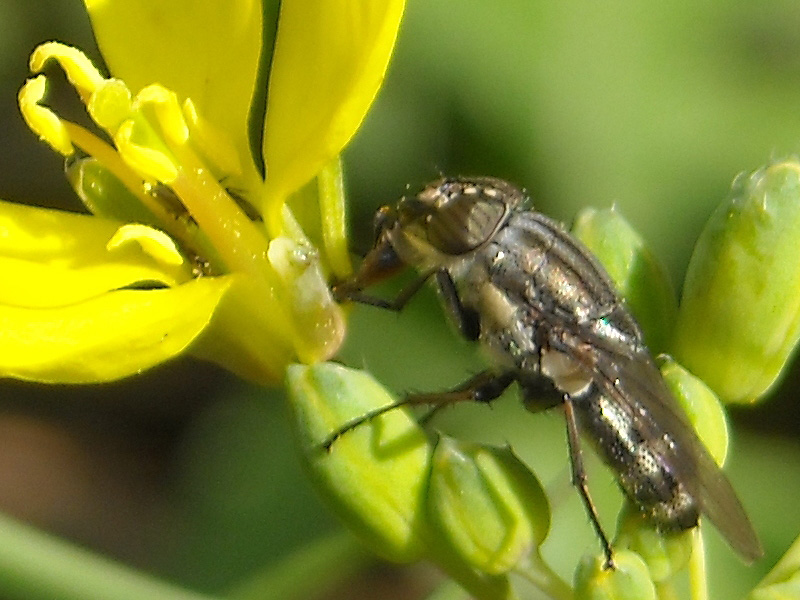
[563,394,616,570]
[332,270,434,311]
[332,266,481,342]
[320,370,516,451]
[434,269,480,341]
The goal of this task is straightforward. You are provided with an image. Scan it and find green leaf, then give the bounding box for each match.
[751,534,800,600]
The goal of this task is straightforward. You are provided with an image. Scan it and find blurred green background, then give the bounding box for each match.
[0,1,799,599]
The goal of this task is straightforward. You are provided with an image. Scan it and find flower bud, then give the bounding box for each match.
[675,160,800,403]
[285,362,431,562]
[574,549,656,600]
[659,357,728,465]
[572,206,677,354]
[66,157,157,224]
[426,436,549,575]
[749,533,800,600]
[615,503,693,583]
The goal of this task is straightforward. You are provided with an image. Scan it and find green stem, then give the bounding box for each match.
[226,532,370,600]
[655,580,680,600]
[424,579,475,600]
[428,543,516,600]
[0,512,217,600]
[688,528,708,600]
[316,157,352,280]
[515,552,573,600]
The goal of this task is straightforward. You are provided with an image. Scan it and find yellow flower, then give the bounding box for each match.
[8,0,404,384]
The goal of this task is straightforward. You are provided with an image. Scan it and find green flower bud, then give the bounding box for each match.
[426,436,550,575]
[750,576,800,600]
[65,157,157,224]
[659,357,729,465]
[572,206,677,354]
[615,503,693,583]
[285,362,432,562]
[574,550,656,600]
[675,160,800,404]
[750,534,800,600]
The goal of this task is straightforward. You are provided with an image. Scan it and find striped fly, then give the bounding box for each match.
[328,177,762,567]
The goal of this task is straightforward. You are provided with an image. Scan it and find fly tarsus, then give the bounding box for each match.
[320,370,516,452]
[319,401,404,452]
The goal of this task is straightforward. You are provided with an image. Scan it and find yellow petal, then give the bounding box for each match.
[0,198,121,260]
[182,98,242,179]
[0,200,190,307]
[83,0,262,185]
[0,276,231,383]
[262,0,405,203]
[0,256,181,309]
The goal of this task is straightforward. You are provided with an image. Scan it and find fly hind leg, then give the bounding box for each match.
[563,394,616,569]
[320,370,516,451]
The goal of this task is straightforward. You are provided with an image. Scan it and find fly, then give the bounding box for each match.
[327,176,763,568]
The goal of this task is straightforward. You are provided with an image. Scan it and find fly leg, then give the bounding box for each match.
[411,370,515,425]
[434,269,480,341]
[320,370,515,451]
[334,268,481,343]
[563,394,616,570]
[332,270,434,311]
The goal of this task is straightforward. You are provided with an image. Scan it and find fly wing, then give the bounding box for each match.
[564,330,763,562]
[485,207,761,560]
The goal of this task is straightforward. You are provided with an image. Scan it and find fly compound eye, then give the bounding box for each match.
[409,178,518,255]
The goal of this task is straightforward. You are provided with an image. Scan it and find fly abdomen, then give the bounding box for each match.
[571,382,699,531]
